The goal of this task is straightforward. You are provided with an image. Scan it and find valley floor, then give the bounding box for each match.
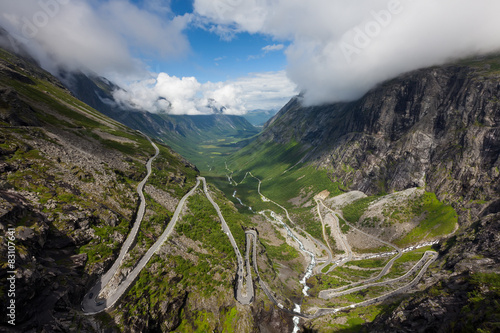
[80,149,448,332]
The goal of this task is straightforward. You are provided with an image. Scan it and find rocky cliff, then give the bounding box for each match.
[264,57,500,222]
[260,56,500,332]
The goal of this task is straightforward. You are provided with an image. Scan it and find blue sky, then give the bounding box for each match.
[156,28,288,83]
[135,0,289,83]
[109,0,297,114]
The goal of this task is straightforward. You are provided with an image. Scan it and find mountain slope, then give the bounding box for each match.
[230,56,500,332]
[0,45,296,333]
[0,45,202,331]
[262,57,500,221]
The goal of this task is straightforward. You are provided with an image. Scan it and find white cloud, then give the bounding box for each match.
[262,44,284,52]
[229,71,297,111]
[113,71,297,115]
[194,0,500,105]
[0,0,190,78]
[214,56,226,62]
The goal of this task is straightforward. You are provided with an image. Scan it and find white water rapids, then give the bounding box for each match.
[269,211,316,296]
[269,211,316,333]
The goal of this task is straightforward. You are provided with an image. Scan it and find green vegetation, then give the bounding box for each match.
[212,187,251,251]
[382,246,432,280]
[409,272,500,333]
[154,114,259,171]
[308,298,401,332]
[324,225,335,247]
[261,240,300,261]
[221,307,239,332]
[341,190,458,246]
[307,274,349,297]
[338,214,351,233]
[342,196,380,224]
[176,193,237,259]
[79,219,130,265]
[211,140,341,204]
[462,272,500,332]
[351,245,394,254]
[326,265,381,282]
[225,139,307,178]
[174,310,215,332]
[207,140,343,243]
[172,254,231,295]
[348,257,389,269]
[148,144,198,196]
[321,263,333,273]
[458,54,500,75]
[396,193,457,246]
[292,207,323,240]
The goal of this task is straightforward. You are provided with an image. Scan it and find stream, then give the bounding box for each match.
[270,211,316,296]
[232,190,253,212]
[226,171,313,333]
[269,211,316,333]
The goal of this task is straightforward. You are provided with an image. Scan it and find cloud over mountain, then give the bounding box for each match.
[0,1,296,115]
[0,0,190,78]
[113,71,296,115]
[194,0,500,105]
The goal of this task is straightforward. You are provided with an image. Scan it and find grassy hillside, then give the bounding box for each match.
[0,44,295,332]
[155,113,259,171]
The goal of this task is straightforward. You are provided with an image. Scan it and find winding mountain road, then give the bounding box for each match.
[319,251,437,299]
[82,136,160,314]
[82,137,204,313]
[200,177,254,305]
[317,200,404,286]
[227,167,438,321]
[242,218,437,320]
[82,169,254,313]
[82,150,439,322]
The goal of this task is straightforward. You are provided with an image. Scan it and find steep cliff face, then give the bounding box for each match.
[264,60,500,223]
[261,58,500,332]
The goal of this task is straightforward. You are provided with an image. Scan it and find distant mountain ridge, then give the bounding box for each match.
[59,70,259,166]
[242,109,278,127]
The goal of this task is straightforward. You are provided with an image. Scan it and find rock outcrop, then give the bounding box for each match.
[264,59,500,223]
[260,57,500,332]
